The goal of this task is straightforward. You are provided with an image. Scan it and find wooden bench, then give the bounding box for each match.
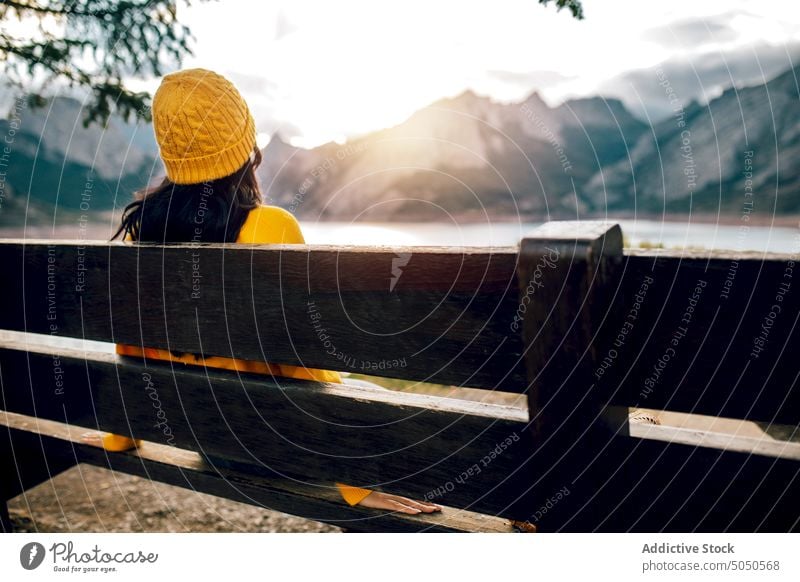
[1,221,798,532]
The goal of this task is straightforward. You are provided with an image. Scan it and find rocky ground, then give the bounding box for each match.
[7,464,340,533]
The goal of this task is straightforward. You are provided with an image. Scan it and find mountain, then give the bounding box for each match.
[257,90,648,220]
[586,65,800,215]
[4,65,797,227]
[0,182,53,228]
[258,66,800,221]
[0,96,159,216]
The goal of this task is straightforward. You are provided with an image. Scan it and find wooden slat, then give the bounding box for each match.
[586,406,800,532]
[518,221,624,436]
[601,406,800,460]
[511,221,624,531]
[603,250,800,424]
[0,240,526,391]
[0,341,531,516]
[0,410,519,533]
[567,435,800,532]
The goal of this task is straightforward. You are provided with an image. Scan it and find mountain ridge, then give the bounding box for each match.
[259,65,799,221]
[2,64,797,225]
[0,96,159,214]
[585,64,800,215]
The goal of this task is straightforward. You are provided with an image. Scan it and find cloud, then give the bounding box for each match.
[597,41,800,121]
[643,15,740,47]
[488,69,575,91]
[177,0,800,145]
[225,72,278,95]
[275,9,297,40]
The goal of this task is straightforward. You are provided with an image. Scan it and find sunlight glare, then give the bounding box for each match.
[300,223,421,246]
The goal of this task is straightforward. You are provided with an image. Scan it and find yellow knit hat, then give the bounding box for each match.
[152,68,256,184]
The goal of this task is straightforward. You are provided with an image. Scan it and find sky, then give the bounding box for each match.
[116,0,800,148]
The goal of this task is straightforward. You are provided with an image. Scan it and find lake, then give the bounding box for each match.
[4,218,799,254]
[300,219,800,254]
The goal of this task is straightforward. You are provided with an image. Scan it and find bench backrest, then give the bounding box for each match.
[0,241,527,390]
[0,236,540,516]
[2,221,798,524]
[608,248,800,426]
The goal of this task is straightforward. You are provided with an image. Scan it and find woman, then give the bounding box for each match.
[83,68,440,516]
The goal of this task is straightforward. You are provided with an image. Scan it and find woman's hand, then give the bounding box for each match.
[81,432,141,452]
[355,491,442,514]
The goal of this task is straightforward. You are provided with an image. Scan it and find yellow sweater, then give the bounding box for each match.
[108,205,372,507]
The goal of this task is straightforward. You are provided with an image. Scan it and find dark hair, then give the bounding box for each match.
[114,147,263,243]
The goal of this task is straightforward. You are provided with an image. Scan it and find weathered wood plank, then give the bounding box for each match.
[603,251,800,424]
[0,410,519,533]
[518,221,624,435]
[0,410,78,531]
[0,502,9,533]
[0,412,78,533]
[514,221,624,531]
[586,418,800,532]
[0,240,526,391]
[0,342,531,516]
[601,406,800,460]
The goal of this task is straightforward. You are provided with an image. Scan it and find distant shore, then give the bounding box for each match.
[588,212,798,229]
[439,211,799,228]
[0,211,797,241]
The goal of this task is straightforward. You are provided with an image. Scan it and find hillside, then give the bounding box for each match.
[3,65,798,226]
[259,66,799,221]
[585,65,800,216]
[258,90,648,220]
[0,96,159,215]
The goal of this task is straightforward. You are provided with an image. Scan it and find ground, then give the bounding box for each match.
[8,464,340,533]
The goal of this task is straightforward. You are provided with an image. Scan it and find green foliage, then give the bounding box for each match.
[636,239,666,250]
[622,235,666,249]
[540,0,584,20]
[0,0,203,126]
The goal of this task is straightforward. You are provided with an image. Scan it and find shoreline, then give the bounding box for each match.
[1,212,797,241]
[413,212,799,228]
[587,212,798,228]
